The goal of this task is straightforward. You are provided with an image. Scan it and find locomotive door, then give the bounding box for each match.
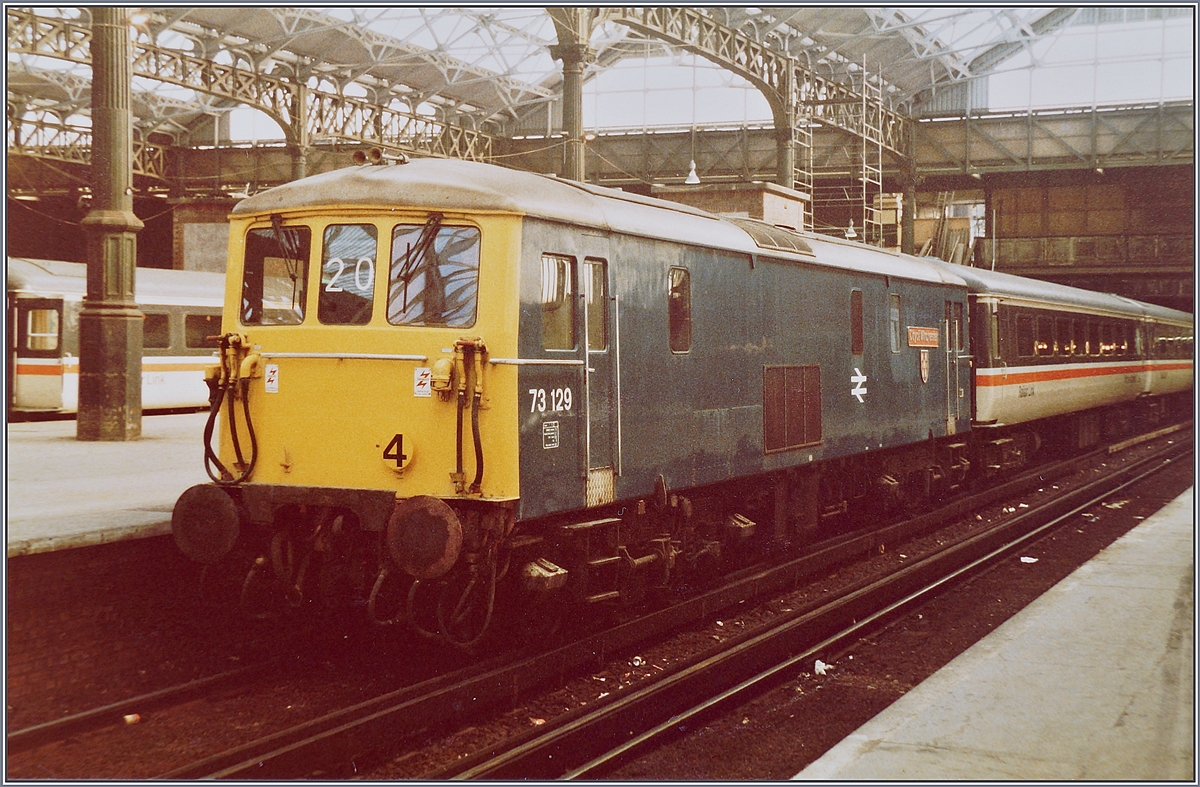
[582,255,617,506]
[944,300,965,433]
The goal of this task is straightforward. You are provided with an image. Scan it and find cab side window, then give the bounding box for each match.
[541,254,575,350]
[668,267,692,353]
[888,293,901,353]
[584,258,608,351]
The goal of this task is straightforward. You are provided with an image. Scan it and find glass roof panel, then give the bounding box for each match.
[584,52,772,132]
[6,6,1193,141]
[984,12,1193,110]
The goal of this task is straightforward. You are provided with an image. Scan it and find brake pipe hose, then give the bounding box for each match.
[454,347,467,493]
[202,333,259,486]
[469,344,485,494]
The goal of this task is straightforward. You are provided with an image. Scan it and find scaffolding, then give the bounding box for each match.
[793,115,815,232]
[859,66,884,246]
[811,59,886,245]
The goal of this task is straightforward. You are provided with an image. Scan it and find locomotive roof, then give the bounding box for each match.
[233,157,965,288]
[929,259,1193,324]
[7,257,225,307]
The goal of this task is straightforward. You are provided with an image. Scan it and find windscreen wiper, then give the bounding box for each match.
[396,212,444,312]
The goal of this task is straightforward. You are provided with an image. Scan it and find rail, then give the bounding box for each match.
[443,438,1190,778]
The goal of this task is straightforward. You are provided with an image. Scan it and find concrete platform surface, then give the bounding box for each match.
[796,487,1195,781]
[6,413,211,557]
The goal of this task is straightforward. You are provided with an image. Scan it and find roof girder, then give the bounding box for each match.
[7,7,497,159]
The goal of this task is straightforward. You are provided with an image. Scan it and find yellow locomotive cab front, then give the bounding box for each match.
[173,187,526,647]
[214,207,521,499]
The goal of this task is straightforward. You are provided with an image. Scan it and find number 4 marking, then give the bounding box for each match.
[383,434,407,467]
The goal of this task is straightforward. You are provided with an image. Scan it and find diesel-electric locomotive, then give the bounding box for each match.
[171,156,1192,647]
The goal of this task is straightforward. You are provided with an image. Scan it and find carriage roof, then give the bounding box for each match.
[930,259,1192,323]
[7,257,225,308]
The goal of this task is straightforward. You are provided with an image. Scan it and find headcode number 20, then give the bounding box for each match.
[528,387,572,413]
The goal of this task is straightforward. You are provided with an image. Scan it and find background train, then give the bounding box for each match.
[7,258,224,416]
[169,156,1193,647]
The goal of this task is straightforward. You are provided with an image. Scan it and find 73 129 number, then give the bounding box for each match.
[529,387,572,413]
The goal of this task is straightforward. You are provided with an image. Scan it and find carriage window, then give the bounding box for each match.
[143,313,170,349]
[1055,318,1072,356]
[585,259,608,351]
[319,224,377,325]
[1100,322,1115,355]
[26,309,59,351]
[669,267,692,353]
[1016,313,1035,358]
[850,289,864,355]
[241,224,311,325]
[1035,316,1053,356]
[388,222,480,327]
[541,254,575,350]
[888,293,901,353]
[185,314,221,348]
[1115,323,1129,357]
[1072,320,1085,356]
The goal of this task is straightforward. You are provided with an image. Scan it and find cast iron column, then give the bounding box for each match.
[78,7,144,440]
[900,135,919,256]
[775,110,796,190]
[551,42,592,182]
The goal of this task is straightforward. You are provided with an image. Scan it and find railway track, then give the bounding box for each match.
[5,662,273,755]
[434,434,1191,779]
[134,424,1188,780]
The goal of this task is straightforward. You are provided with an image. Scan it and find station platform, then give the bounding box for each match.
[796,487,1195,781]
[6,412,210,557]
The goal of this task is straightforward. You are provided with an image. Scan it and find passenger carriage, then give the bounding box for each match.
[935,261,1192,455]
[7,257,224,414]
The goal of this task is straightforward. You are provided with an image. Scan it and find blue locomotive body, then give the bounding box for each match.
[509,175,972,523]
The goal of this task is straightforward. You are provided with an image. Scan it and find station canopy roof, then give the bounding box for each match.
[7,6,1194,143]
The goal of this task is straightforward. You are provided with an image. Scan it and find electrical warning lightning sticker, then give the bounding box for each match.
[414,367,432,398]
